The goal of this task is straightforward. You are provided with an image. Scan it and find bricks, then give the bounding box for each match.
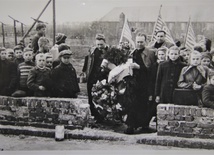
[157,104,214,140]
[0,96,91,130]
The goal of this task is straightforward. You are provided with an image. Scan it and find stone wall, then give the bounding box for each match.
[157,104,214,139]
[0,96,91,130]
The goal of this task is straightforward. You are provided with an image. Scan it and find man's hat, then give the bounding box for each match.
[59,50,73,57]
[55,33,67,44]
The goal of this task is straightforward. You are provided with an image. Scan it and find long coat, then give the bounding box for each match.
[0,59,17,95]
[123,47,155,128]
[52,63,80,98]
[202,84,214,109]
[155,59,186,103]
[84,46,109,119]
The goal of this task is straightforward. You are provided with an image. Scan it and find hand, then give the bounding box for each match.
[155,96,160,103]
[130,62,140,69]
[193,83,201,90]
[148,96,153,101]
[39,86,46,91]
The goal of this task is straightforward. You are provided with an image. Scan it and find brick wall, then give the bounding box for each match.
[157,104,214,139]
[0,96,91,130]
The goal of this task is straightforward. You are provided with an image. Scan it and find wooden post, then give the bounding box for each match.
[22,0,52,40]
[14,20,17,45]
[53,0,56,45]
[0,22,6,47]
[21,23,24,37]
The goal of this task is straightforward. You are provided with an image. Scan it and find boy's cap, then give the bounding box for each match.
[95,33,105,40]
[201,52,212,60]
[59,50,72,57]
[56,33,67,44]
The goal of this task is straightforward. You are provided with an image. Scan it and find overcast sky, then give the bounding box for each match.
[0,0,213,25]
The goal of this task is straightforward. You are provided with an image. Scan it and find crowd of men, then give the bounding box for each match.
[0,22,214,134]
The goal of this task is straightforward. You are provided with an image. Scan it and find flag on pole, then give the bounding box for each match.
[119,16,135,48]
[151,5,175,45]
[184,18,196,50]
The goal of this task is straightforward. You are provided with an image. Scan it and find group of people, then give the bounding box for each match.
[0,23,80,98]
[1,22,214,135]
[83,30,214,134]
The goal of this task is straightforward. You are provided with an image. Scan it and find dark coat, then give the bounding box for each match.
[85,46,108,119]
[27,66,52,97]
[202,84,214,109]
[123,48,155,128]
[148,62,159,98]
[31,33,43,54]
[155,59,186,103]
[149,41,174,50]
[0,59,17,95]
[51,62,80,98]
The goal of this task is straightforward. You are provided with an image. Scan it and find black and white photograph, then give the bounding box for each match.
[0,0,214,153]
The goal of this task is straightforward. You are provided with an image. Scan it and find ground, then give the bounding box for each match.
[0,134,186,151]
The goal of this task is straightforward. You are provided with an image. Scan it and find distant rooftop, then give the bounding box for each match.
[99,6,214,22]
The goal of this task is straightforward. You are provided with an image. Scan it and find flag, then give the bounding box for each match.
[185,18,196,50]
[119,16,135,48]
[151,8,175,45]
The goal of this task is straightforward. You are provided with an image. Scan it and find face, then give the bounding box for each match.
[157,50,166,61]
[38,28,46,35]
[156,32,165,43]
[46,57,53,68]
[14,49,23,59]
[36,56,46,68]
[96,40,105,50]
[0,51,7,60]
[43,42,50,52]
[210,76,214,85]
[61,55,71,64]
[6,52,14,61]
[168,50,179,61]
[201,57,211,67]
[136,36,146,49]
[23,51,33,62]
[190,55,201,66]
[183,51,190,62]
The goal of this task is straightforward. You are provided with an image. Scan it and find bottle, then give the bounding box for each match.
[55,125,65,141]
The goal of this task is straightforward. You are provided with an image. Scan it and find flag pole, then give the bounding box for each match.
[184,16,191,48]
[151,5,162,41]
[119,15,126,43]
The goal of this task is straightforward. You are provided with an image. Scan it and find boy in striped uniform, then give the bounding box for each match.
[12,48,35,97]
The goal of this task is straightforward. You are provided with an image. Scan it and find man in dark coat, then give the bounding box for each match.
[124,33,156,134]
[83,34,108,122]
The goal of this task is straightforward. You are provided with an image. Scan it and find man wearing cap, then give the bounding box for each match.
[31,23,46,54]
[83,33,108,123]
[52,50,80,98]
[50,33,67,61]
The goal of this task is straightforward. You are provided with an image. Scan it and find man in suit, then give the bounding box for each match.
[124,33,156,134]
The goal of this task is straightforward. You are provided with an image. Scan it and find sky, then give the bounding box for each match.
[0,0,213,25]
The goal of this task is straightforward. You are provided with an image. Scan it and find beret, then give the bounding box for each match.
[55,33,67,44]
[201,52,212,60]
[59,50,72,57]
